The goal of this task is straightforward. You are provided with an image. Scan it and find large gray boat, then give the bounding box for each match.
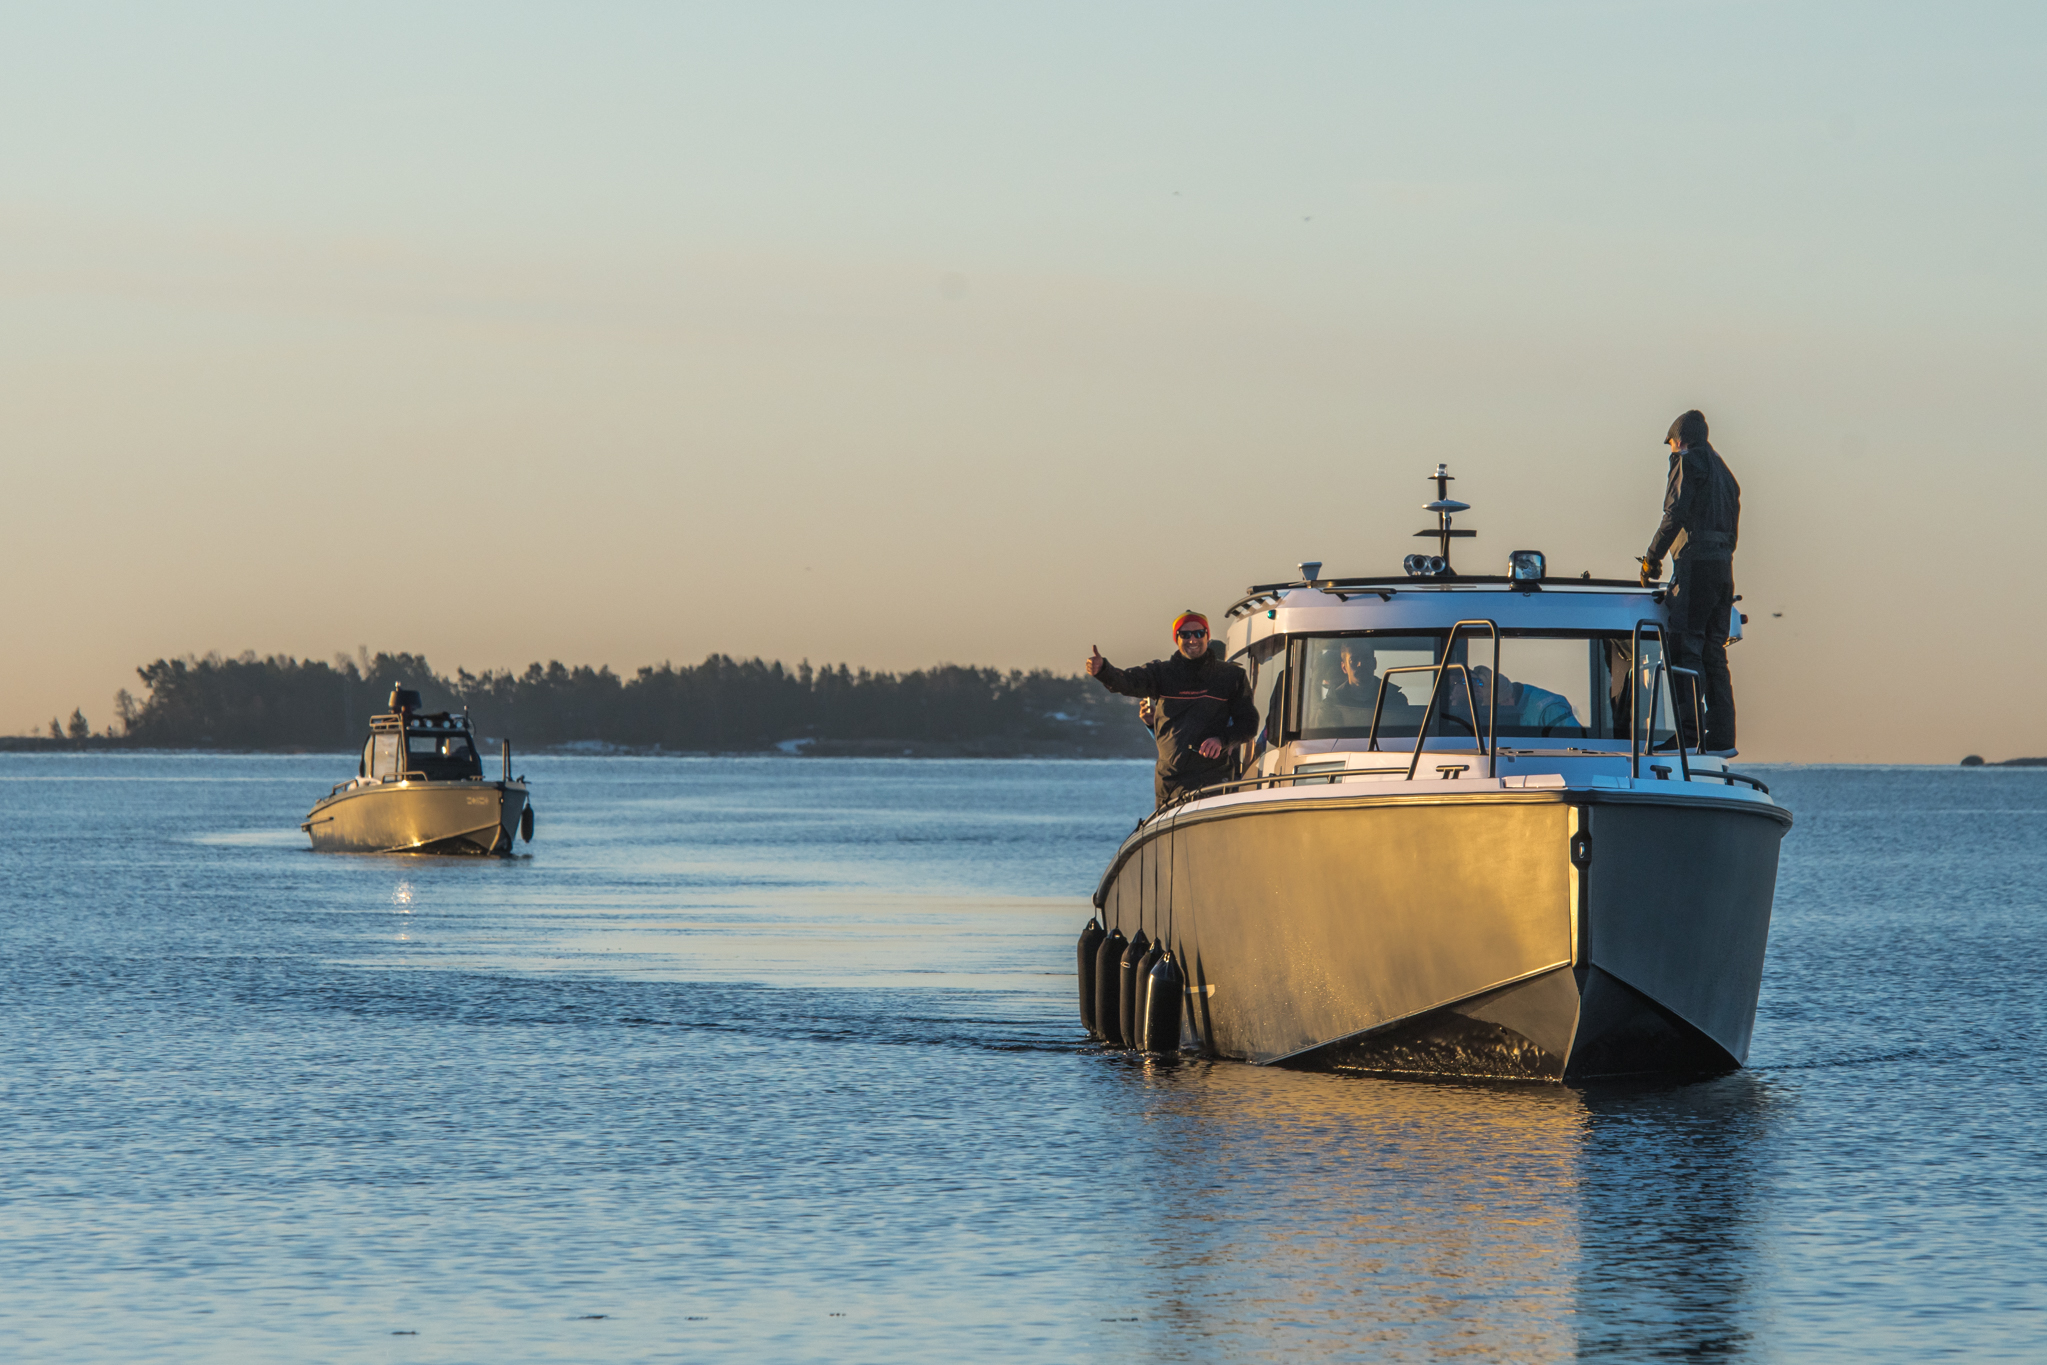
[1084,467,1790,1081]
[302,687,533,855]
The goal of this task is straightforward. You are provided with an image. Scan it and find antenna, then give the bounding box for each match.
[1412,463,1475,574]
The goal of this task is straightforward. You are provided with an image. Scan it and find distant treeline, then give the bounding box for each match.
[29,650,1149,756]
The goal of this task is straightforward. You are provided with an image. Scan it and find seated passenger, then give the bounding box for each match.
[1320,642,1429,734]
[1470,666,1583,737]
[1323,644,1377,713]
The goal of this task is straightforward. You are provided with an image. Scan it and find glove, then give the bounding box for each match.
[1638,556,1663,585]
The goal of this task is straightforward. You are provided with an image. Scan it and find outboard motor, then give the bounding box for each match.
[1118,929,1151,1050]
[1094,927,1129,1047]
[1076,918,1106,1038]
[1140,950,1185,1054]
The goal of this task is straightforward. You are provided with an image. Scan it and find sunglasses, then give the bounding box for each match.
[1177,629,1208,640]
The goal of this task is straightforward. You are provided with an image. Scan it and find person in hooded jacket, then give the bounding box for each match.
[1087,611,1259,808]
[1641,408,1741,753]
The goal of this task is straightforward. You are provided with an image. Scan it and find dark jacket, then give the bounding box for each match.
[1647,441,1740,564]
[1094,650,1258,797]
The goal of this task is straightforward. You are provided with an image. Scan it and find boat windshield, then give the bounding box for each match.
[405,731,483,780]
[1295,632,1678,744]
[365,734,401,779]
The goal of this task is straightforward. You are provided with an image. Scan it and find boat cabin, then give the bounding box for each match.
[1227,576,1682,769]
[359,688,486,783]
[1218,467,1739,789]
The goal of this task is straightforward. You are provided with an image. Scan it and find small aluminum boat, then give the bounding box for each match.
[303,688,533,855]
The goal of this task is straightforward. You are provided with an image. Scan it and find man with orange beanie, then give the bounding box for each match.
[1086,611,1258,807]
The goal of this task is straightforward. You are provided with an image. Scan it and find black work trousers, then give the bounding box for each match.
[1668,556,1737,751]
[1156,762,1228,809]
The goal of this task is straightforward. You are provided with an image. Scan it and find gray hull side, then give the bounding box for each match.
[304,782,528,855]
[1095,790,1788,1081]
[1579,799,1784,1066]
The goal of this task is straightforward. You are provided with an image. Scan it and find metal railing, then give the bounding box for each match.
[1366,664,1473,751]
[1151,765,1449,813]
[1691,768,1771,793]
[1145,750,1769,821]
[1629,619,1669,780]
[1627,615,1711,783]
[1638,660,1699,782]
[1363,619,1500,779]
[1132,616,1773,819]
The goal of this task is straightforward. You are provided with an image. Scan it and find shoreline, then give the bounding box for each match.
[0,737,1156,760]
[4,742,2045,768]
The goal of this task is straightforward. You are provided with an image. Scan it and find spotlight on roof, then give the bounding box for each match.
[1509,550,1546,581]
[1298,560,1322,582]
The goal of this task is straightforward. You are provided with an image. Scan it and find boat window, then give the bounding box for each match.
[1237,634,1285,735]
[1299,636,1440,739]
[1477,637,1596,738]
[370,733,401,778]
[1295,632,1677,743]
[1260,665,1289,752]
[403,730,485,780]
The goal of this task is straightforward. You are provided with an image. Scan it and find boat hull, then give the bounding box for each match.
[303,780,529,855]
[1094,786,1790,1081]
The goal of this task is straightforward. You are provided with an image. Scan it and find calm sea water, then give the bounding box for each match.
[2,755,2043,1362]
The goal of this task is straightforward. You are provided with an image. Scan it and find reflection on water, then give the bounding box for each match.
[1133,1064,1584,1360]
[1572,1075,1775,1362]
[1083,1062,1773,1362]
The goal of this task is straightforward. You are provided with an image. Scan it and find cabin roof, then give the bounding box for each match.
[369,710,474,733]
[1230,575,1655,614]
[1224,577,1672,652]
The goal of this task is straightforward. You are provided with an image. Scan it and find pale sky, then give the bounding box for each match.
[3,2,2041,761]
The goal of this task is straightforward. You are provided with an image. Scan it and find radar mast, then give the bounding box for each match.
[1413,463,1475,574]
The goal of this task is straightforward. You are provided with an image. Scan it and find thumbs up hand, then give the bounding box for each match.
[1085,645,1106,677]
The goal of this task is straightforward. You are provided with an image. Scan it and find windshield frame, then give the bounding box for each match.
[1283,627,1672,748]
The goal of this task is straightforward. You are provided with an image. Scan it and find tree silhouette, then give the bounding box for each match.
[119,649,1153,754]
[114,689,140,735]
[66,710,90,741]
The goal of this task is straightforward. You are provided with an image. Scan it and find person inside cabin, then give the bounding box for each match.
[1087,611,1259,808]
[1323,642,1380,717]
[1640,408,1741,754]
[1467,665,1583,738]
